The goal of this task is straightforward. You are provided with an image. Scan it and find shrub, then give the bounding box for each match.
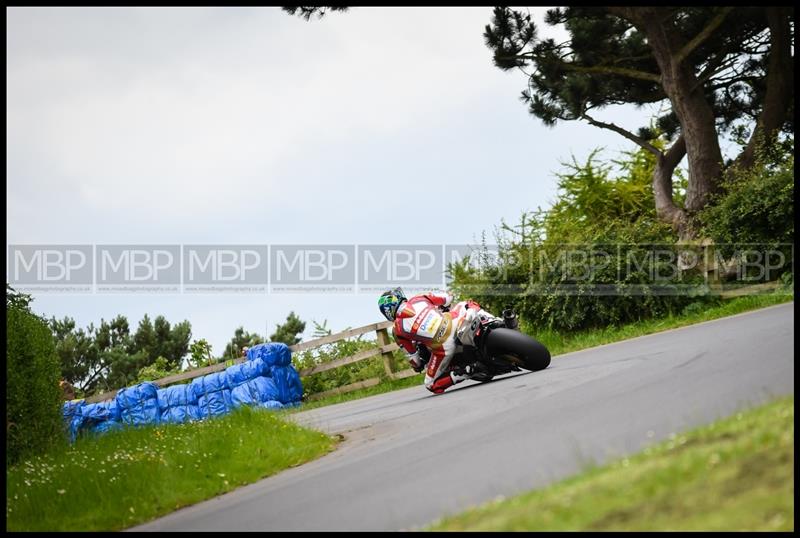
[7,288,66,465]
[293,335,408,398]
[450,146,705,332]
[699,140,794,279]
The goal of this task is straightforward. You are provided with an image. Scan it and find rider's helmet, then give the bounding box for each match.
[378,287,407,321]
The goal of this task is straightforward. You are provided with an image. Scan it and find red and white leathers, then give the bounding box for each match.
[392,290,500,394]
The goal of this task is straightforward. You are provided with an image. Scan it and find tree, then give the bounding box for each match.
[285,7,793,238]
[270,311,306,346]
[483,6,793,238]
[50,313,193,396]
[50,316,97,394]
[282,6,348,20]
[131,314,156,362]
[223,326,265,360]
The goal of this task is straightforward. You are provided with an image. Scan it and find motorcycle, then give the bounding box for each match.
[449,308,551,382]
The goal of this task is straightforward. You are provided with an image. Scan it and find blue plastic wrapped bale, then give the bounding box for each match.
[157,384,202,424]
[191,371,233,419]
[62,400,85,443]
[246,342,292,370]
[226,358,269,385]
[261,400,285,410]
[116,382,161,426]
[271,365,304,405]
[81,399,121,424]
[230,375,281,408]
[78,399,122,438]
[90,419,124,435]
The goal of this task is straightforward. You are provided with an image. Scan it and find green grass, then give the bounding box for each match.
[428,395,794,531]
[291,293,793,412]
[6,406,338,531]
[531,292,793,357]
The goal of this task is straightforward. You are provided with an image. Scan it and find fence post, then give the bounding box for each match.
[375,327,396,380]
[701,238,722,294]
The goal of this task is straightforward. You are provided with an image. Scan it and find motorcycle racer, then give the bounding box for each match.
[378,287,503,394]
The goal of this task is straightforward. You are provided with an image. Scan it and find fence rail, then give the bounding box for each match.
[84,320,418,404]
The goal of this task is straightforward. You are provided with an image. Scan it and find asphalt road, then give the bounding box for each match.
[133,302,794,531]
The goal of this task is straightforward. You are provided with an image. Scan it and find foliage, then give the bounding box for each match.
[6,284,32,310]
[269,311,306,346]
[282,6,348,21]
[482,6,793,229]
[222,326,265,360]
[311,319,333,338]
[135,356,181,383]
[483,7,793,141]
[449,146,704,332]
[187,338,215,369]
[293,333,408,398]
[7,286,66,466]
[50,313,192,397]
[699,137,794,272]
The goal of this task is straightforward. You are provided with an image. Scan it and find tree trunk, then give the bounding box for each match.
[606,8,727,238]
[734,7,793,171]
[642,19,724,216]
[652,135,691,237]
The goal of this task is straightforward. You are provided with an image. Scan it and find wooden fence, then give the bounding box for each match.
[84,320,419,404]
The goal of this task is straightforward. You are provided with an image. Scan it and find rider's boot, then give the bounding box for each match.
[502,307,520,331]
[429,364,479,394]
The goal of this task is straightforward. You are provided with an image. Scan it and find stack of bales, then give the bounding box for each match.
[62,342,303,441]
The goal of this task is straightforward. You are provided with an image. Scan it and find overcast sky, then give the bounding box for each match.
[7,7,661,355]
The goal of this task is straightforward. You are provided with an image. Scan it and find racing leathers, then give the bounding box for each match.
[392,290,500,394]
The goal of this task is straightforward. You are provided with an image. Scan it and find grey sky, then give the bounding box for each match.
[7,7,661,355]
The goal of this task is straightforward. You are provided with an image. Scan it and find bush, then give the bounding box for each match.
[450,146,705,332]
[699,140,794,279]
[293,335,408,398]
[7,289,66,465]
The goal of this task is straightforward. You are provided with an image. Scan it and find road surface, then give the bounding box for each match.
[133,302,794,531]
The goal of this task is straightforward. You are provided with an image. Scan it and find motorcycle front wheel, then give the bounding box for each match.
[484,328,551,372]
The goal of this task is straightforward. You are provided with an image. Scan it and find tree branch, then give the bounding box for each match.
[653,134,688,234]
[497,52,663,82]
[674,7,735,66]
[562,62,661,82]
[733,6,793,171]
[581,111,663,157]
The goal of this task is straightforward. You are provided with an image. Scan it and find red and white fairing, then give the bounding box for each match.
[392,290,487,393]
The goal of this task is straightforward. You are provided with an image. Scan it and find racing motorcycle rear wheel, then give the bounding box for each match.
[484,328,551,372]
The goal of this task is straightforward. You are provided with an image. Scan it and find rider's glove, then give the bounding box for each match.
[409,344,431,373]
[409,354,425,373]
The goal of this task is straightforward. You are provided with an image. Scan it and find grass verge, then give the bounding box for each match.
[292,293,793,412]
[428,395,794,531]
[6,405,338,531]
[530,292,793,357]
